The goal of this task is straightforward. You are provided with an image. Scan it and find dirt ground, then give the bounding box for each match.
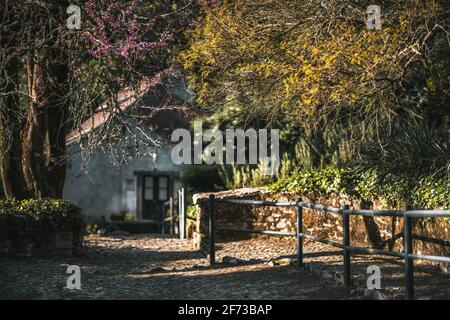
[0,234,448,300]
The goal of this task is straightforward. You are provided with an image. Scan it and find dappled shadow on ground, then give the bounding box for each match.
[0,252,346,300]
[212,238,450,300]
[119,265,348,300]
[0,235,448,299]
[297,244,450,299]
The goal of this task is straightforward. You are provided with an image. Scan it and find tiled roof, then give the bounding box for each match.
[65,73,163,145]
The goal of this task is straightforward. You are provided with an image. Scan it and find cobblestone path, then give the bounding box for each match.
[0,234,448,299]
[0,234,347,300]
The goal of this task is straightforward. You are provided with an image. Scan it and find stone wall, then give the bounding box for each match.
[0,218,76,257]
[193,188,449,271]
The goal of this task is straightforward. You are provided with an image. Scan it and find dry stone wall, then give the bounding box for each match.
[0,218,75,257]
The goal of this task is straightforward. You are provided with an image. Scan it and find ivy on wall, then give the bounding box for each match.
[269,168,450,211]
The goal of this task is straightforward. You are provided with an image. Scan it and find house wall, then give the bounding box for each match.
[63,74,192,221]
[63,138,185,221]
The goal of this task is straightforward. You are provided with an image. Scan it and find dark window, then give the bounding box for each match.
[158,177,168,201]
[144,176,154,200]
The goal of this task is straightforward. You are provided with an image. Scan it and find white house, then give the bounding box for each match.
[63,73,194,224]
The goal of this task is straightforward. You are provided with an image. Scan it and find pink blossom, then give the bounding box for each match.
[83,0,172,61]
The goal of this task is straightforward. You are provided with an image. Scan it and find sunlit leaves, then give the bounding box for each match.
[179,0,449,126]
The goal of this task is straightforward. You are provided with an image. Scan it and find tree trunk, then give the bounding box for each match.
[0,10,31,200]
[0,56,31,200]
[21,38,68,199]
[361,200,384,249]
[0,2,69,200]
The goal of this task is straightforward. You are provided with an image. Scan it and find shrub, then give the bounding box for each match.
[0,198,85,250]
[220,162,277,190]
[185,204,197,233]
[85,216,119,235]
[182,165,226,192]
[269,168,450,210]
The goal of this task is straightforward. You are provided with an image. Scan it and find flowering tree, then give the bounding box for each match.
[0,0,195,199]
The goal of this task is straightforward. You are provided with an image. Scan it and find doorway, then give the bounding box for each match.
[142,175,169,221]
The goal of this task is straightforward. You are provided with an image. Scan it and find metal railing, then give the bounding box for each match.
[206,194,450,300]
[178,187,186,239]
[161,189,187,238]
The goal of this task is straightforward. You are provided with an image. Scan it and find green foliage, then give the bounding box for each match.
[85,223,101,235]
[186,204,197,221]
[180,0,450,180]
[411,176,450,210]
[0,198,85,246]
[124,212,136,221]
[85,216,119,235]
[270,168,450,210]
[0,199,82,226]
[182,165,225,193]
[180,0,449,124]
[219,147,349,190]
[185,204,197,233]
[220,162,276,190]
[271,168,354,197]
[354,120,450,178]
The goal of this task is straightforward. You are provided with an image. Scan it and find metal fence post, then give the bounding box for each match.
[178,190,181,236]
[209,194,216,265]
[169,196,174,234]
[161,204,165,235]
[179,188,186,240]
[296,198,303,268]
[404,205,414,300]
[342,204,351,289]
